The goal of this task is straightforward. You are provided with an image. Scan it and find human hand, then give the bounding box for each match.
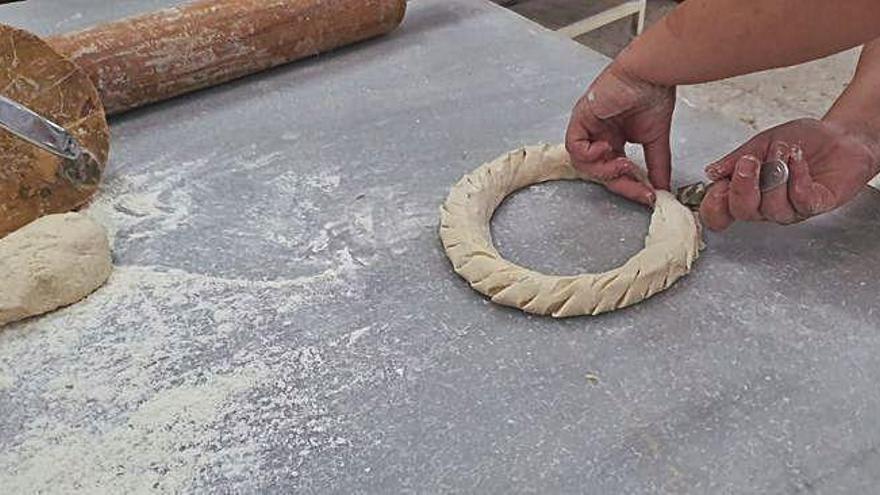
[565,62,676,206]
[700,118,880,231]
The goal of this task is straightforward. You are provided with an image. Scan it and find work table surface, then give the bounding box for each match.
[2,1,880,492]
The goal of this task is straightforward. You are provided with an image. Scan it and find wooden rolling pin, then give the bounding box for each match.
[46,0,407,115]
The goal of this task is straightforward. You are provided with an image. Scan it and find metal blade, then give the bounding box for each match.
[59,150,104,188]
[0,94,83,160]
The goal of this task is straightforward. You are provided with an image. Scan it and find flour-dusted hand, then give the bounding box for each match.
[565,63,676,206]
[563,0,880,208]
[699,118,880,231]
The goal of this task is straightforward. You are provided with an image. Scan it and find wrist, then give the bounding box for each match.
[600,57,676,104]
[824,75,880,169]
[822,112,880,179]
[612,13,690,87]
[612,45,660,89]
[824,108,880,160]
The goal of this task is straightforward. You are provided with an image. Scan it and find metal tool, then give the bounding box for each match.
[759,158,790,191]
[0,94,102,187]
[676,158,791,209]
[0,95,83,160]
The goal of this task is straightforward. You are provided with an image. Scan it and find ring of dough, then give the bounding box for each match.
[439,144,702,317]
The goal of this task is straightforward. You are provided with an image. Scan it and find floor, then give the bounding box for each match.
[495,0,860,133]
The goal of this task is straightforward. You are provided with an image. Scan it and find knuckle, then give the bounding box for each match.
[730,201,760,221]
[762,205,794,225]
[699,201,721,223]
[729,186,751,199]
[728,205,748,221]
[565,140,587,159]
[793,117,821,128]
[789,191,814,213]
[701,211,730,232]
[789,181,807,195]
[729,179,751,195]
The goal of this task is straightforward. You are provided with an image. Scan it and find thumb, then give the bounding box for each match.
[643,133,672,191]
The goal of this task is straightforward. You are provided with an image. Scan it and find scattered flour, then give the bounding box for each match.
[0,259,368,493]
[1,367,263,493]
[0,368,12,390]
[85,157,197,247]
[0,145,434,491]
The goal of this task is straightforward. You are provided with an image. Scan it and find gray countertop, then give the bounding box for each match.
[2,1,880,493]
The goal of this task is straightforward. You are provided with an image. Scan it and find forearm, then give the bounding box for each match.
[824,40,880,162]
[615,0,880,86]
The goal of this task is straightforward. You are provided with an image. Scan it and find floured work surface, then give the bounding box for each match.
[3,1,880,493]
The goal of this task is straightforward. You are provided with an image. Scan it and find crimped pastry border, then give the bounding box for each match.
[440,144,701,317]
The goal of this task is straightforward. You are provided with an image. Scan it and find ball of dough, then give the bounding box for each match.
[0,213,112,327]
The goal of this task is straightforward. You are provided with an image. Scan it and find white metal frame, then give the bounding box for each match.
[557,0,647,38]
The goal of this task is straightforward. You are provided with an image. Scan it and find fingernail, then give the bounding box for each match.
[706,167,723,180]
[789,144,803,162]
[647,192,656,205]
[736,156,760,178]
[772,141,790,160]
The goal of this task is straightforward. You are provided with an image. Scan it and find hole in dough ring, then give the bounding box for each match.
[439,144,702,318]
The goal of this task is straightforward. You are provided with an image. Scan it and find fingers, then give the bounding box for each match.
[604,176,656,206]
[756,141,797,223]
[567,139,613,165]
[760,186,799,224]
[787,144,836,217]
[705,136,769,181]
[699,180,734,231]
[573,156,654,206]
[643,133,672,191]
[565,103,654,206]
[727,155,762,221]
[575,156,643,183]
[768,140,790,162]
[565,102,593,161]
[705,154,738,181]
[565,97,615,167]
[707,152,801,228]
[703,143,823,230]
[585,141,613,163]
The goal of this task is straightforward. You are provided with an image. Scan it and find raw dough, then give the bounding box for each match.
[0,213,112,327]
[439,144,702,317]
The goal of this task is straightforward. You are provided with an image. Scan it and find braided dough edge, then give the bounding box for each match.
[439,143,702,317]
